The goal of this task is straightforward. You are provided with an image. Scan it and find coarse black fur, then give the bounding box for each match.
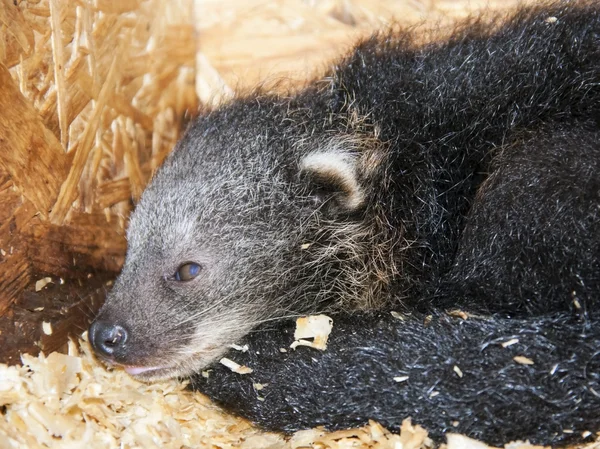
[193,312,600,446]
[91,1,600,446]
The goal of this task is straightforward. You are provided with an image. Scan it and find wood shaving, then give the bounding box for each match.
[447,309,469,320]
[41,321,52,336]
[391,311,408,321]
[504,442,547,449]
[446,435,550,449]
[290,314,333,351]
[229,343,250,352]
[501,338,519,348]
[513,356,535,366]
[0,340,273,448]
[290,420,432,449]
[219,357,254,374]
[34,277,53,292]
[445,434,491,449]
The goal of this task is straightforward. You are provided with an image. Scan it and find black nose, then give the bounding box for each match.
[89,320,128,361]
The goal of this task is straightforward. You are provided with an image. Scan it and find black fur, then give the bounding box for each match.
[193,312,600,446]
[92,1,600,445]
[188,2,600,445]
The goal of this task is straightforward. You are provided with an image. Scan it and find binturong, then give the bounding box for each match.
[90,1,600,446]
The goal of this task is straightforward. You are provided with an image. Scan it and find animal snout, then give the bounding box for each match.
[89,320,129,361]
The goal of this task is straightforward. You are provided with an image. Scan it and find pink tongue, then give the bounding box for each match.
[124,366,161,375]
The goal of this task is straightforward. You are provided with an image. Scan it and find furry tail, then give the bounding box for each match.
[191,312,600,446]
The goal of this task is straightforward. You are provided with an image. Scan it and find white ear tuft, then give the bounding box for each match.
[299,151,365,212]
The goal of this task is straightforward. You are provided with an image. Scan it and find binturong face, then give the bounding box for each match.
[89,96,387,381]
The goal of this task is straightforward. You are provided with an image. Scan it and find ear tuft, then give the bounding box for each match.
[300,151,365,212]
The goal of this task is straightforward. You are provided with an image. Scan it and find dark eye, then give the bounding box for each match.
[174,262,202,281]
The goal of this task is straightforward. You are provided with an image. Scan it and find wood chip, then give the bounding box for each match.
[513,356,534,365]
[447,309,469,320]
[391,311,407,321]
[501,338,519,348]
[446,434,490,449]
[42,321,53,335]
[219,357,253,374]
[228,343,249,352]
[35,277,53,292]
[290,314,333,351]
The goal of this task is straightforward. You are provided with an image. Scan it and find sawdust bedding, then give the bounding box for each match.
[1,335,599,449]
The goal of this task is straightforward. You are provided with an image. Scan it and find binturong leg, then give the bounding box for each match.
[190,311,600,446]
[442,126,600,317]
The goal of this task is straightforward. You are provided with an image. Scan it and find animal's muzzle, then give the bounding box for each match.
[89,319,129,362]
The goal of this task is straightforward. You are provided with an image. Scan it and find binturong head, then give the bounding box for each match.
[89,93,392,381]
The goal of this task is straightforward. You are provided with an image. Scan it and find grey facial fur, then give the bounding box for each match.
[91,94,396,379]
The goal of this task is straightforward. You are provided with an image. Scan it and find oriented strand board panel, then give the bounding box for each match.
[0,0,197,361]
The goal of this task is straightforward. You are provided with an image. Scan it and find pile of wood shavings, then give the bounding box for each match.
[1,338,599,449]
[0,337,429,449]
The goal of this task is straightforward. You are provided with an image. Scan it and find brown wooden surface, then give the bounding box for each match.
[0,272,110,365]
[0,63,69,219]
[0,160,121,362]
[0,0,34,68]
[0,66,125,319]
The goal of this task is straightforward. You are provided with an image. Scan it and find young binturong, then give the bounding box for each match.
[89,1,600,446]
